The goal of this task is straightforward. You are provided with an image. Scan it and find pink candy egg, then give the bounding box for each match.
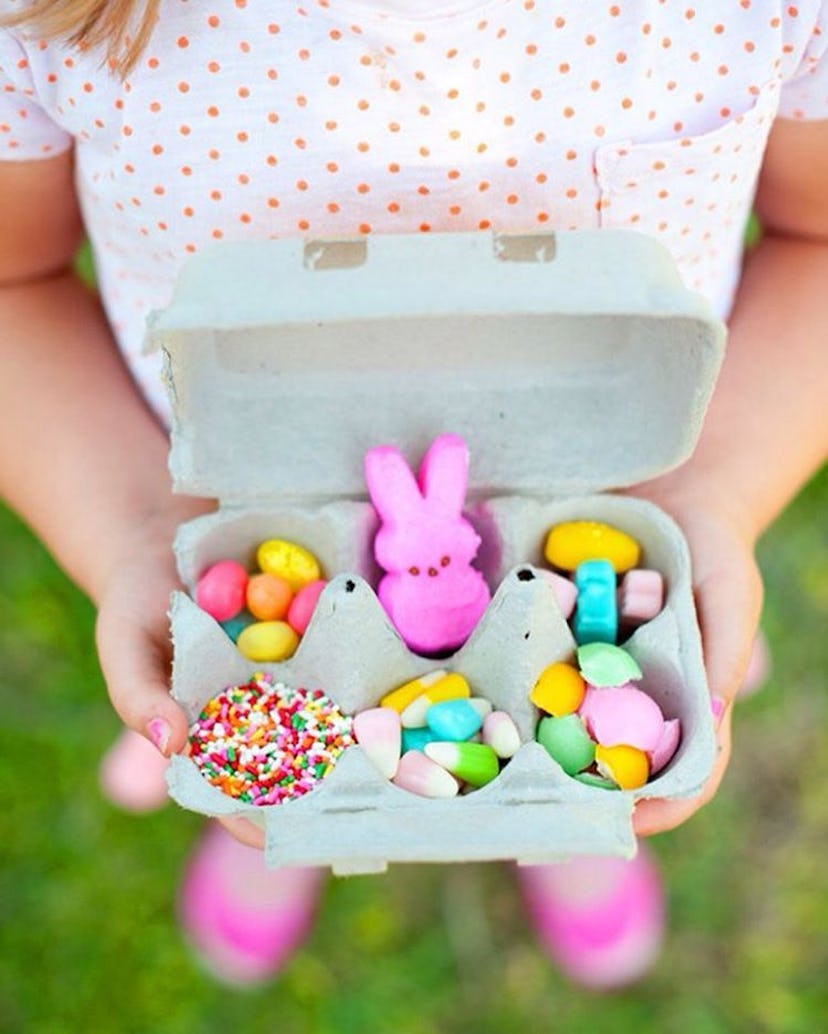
[578,683,665,753]
[195,560,249,622]
[647,718,681,775]
[287,579,328,635]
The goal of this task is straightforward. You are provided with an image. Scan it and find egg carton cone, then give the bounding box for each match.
[152,229,726,873]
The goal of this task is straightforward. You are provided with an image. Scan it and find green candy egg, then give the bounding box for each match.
[536,714,596,776]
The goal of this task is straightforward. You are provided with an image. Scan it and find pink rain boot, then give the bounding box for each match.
[517,844,665,991]
[98,728,170,813]
[178,822,325,987]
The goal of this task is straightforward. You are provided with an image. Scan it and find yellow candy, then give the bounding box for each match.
[594,743,649,790]
[544,521,641,574]
[236,620,299,662]
[381,670,450,712]
[530,662,586,717]
[257,539,322,592]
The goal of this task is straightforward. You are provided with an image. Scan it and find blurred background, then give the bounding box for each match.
[1,465,826,1034]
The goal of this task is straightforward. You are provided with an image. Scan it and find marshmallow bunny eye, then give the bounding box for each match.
[440,555,451,567]
[409,566,420,576]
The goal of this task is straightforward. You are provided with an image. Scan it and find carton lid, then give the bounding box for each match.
[151,230,725,502]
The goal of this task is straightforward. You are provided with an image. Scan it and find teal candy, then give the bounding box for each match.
[573,559,618,645]
[536,715,596,776]
[219,610,256,643]
[401,727,437,752]
[577,642,642,687]
[426,699,483,741]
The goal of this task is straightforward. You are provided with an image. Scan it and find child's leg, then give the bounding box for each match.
[178,822,325,987]
[98,727,170,813]
[517,844,665,990]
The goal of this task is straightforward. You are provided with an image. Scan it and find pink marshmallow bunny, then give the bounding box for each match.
[365,434,492,655]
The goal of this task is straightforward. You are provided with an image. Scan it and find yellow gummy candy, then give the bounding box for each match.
[594,743,649,790]
[530,662,586,717]
[257,539,322,592]
[380,670,448,712]
[544,521,641,574]
[423,672,471,704]
[236,620,299,662]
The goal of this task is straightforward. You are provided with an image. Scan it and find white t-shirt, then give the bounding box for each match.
[1,0,827,419]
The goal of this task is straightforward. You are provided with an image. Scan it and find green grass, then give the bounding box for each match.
[1,472,827,1034]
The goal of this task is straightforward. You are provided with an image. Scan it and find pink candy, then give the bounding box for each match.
[287,579,328,635]
[195,560,249,622]
[617,569,665,626]
[578,683,666,753]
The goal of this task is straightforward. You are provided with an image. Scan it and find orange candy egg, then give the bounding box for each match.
[246,572,294,621]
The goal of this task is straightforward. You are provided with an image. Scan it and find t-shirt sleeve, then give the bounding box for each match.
[0,28,72,159]
[778,5,828,120]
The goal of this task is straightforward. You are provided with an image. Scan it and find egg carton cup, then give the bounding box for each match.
[154,229,725,874]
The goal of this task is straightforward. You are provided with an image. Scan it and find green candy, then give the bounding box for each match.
[576,642,642,687]
[574,771,619,790]
[536,714,596,776]
[424,742,500,787]
[219,610,256,643]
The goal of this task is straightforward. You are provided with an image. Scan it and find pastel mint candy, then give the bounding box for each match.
[536,714,596,776]
[424,742,500,787]
[573,559,618,645]
[576,642,643,687]
[219,610,256,643]
[401,726,438,753]
[426,698,483,742]
[575,771,619,790]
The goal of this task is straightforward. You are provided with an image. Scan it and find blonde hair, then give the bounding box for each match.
[1,1,159,75]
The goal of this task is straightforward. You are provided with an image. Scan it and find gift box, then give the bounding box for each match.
[152,229,725,874]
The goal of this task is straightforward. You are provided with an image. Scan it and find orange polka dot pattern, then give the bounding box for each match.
[1,0,827,419]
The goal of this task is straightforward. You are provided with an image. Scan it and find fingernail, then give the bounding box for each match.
[710,696,727,727]
[147,717,171,756]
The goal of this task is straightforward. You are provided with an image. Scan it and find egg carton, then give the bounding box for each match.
[152,229,725,874]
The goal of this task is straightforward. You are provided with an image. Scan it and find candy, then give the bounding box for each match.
[647,718,681,776]
[257,539,322,592]
[220,611,256,643]
[392,750,460,798]
[573,559,618,645]
[578,684,665,752]
[380,670,448,713]
[544,520,641,574]
[530,662,586,716]
[188,674,353,805]
[236,620,299,662]
[287,579,327,635]
[398,672,471,727]
[594,743,649,790]
[538,570,579,620]
[467,697,494,721]
[574,771,618,790]
[401,726,438,753]
[246,572,294,622]
[196,560,249,622]
[424,741,500,788]
[576,642,642,687]
[536,714,596,776]
[482,711,521,759]
[425,698,483,741]
[618,569,664,625]
[353,707,401,779]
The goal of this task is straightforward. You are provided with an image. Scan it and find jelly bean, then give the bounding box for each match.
[399,672,471,727]
[536,714,595,776]
[426,698,483,741]
[287,579,327,635]
[380,670,448,712]
[576,642,642,687]
[544,521,641,574]
[482,711,521,759]
[246,572,294,622]
[530,662,586,717]
[392,750,460,798]
[353,708,401,779]
[647,718,681,776]
[219,610,256,643]
[618,569,664,626]
[424,742,501,788]
[578,684,665,752]
[594,743,649,790]
[196,560,249,622]
[401,726,438,753]
[236,620,299,662]
[573,559,618,645]
[539,570,578,620]
[257,539,322,592]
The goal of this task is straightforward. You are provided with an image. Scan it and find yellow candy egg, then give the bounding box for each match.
[544,520,641,574]
[236,620,299,662]
[594,743,649,790]
[257,539,322,592]
[530,662,586,717]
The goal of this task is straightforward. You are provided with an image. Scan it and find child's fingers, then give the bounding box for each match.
[217,815,266,850]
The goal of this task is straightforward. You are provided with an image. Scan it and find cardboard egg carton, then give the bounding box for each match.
[152,229,725,874]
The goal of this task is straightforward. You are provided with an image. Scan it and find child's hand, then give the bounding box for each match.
[626,480,763,837]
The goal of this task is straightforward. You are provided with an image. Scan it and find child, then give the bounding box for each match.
[1,0,826,990]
